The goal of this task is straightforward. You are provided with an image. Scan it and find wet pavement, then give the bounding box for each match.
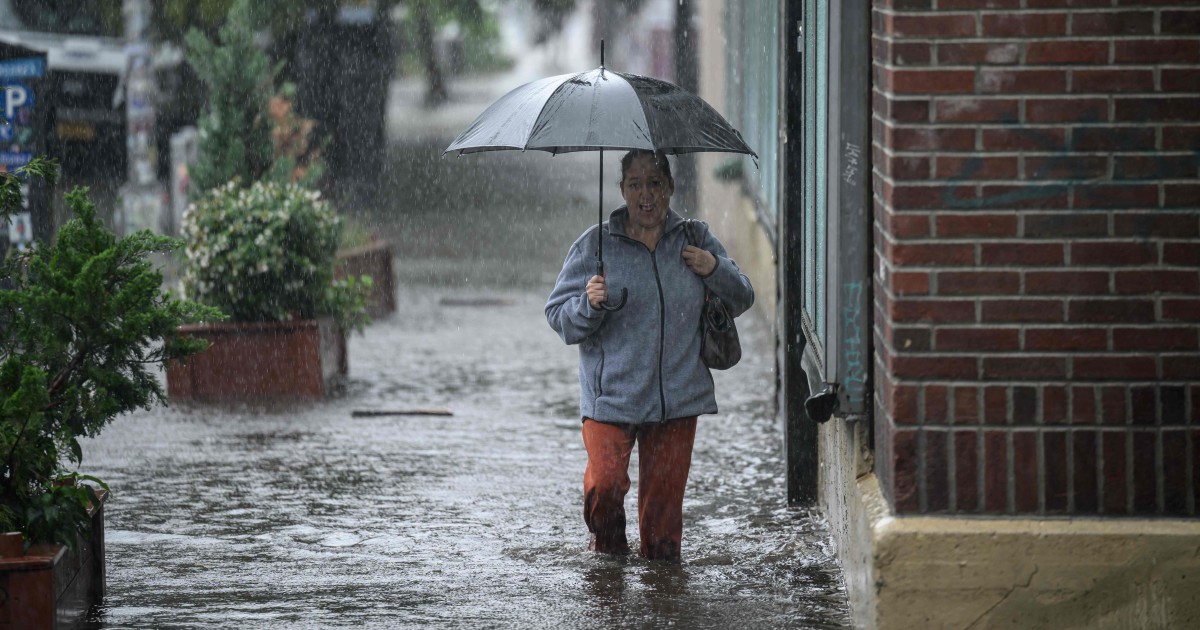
[80,70,851,629]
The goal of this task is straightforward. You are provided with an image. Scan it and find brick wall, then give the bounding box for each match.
[871,0,1200,516]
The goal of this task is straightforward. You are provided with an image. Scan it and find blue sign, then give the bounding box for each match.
[0,57,45,80]
[0,80,36,169]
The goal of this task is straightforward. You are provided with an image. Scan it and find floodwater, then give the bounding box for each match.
[80,76,850,629]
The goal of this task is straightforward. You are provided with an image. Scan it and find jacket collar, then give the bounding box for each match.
[607,206,686,240]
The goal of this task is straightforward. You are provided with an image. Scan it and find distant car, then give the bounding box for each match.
[0,0,198,180]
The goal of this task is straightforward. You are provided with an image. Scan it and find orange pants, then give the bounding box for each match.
[581,416,697,562]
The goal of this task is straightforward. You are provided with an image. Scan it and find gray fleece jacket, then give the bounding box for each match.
[546,207,755,424]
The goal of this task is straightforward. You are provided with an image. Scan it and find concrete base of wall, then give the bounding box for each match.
[823,443,1200,629]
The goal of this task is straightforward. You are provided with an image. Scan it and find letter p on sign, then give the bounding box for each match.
[4,84,29,121]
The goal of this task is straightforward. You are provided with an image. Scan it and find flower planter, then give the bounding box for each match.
[335,239,395,318]
[166,318,347,401]
[0,491,107,630]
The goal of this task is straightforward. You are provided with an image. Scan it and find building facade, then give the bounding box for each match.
[695,0,1200,627]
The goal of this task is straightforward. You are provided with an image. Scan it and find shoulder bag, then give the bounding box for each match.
[683,219,741,370]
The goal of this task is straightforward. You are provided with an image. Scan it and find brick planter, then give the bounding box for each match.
[335,239,395,318]
[0,490,107,629]
[166,318,347,401]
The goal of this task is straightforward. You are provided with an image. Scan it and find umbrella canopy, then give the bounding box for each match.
[444,67,757,159]
[444,53,756,311]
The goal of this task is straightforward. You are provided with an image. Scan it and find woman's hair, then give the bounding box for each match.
[619,149,674,188]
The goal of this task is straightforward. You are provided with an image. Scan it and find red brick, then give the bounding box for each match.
[1072,242,1158,266]
[891,185,979,210]
[1013,432,1039,513]
[985,386,1007,425]
[1044,431,1069,511]
[1075,356,1158,380]
[982,299,1064,323]
[890,126,977,151]
[1014,386,1038,422]
[1026,41,1109,65]
[983,356,1069,380]
[981,243,1064,266]
[936,213,1018,237]
[954,386,979,424]
[1161,10,1200,35]
[1072,69,1155,93]
[1165,185,1200,209]
[1115,270,1200,295]
[888,155,932,180]
[1023,214,1109,238]
[1102,432,1128,514]
[1073,431,1099,512]
[1026,271,1110,295]
[1162,69,1200,93]
[1071,11,1155,36]
[982,127,1067,151]
[1074,184,1159,210]
[1163,299,1200,322]
[1131,386,1157,425]
[934,99,1019,123]
[1115,327,1199,352]
[1044,386,1068,424]
[1101,386,1127,425]
[1165,243,1200,267]
[891,326,931,352]
[1163,386,1186,425]
[980,69,1068,94]
[888,69,977,94]
[891,99,931,123]
[978,185,1070,209]
[937,157,1019,181]
[890,13,977,37]
[1027,98,1108,123]
[1025,327,1108,351]
[1068,299,1156,323]
[1132,432,1156,513]
[925,385,950,423]
[892,42,933,66]
[937,327,1021,351]
[983,13,1067,37]
[888,211,932,239]
[926,430,950,511]
[937,42,1020,65]
[1115,97,1200,123]
[892,355,978,379]
[892,271,931,295]
[954,431,979,511]
[941,0,1019,7]
[1030,0,1111,6]
[1114,39,1200,64]
[984,431,1009,512]
[893,243,976,266]
[892,383,920,424]
[1073,126,1156,151]
[1115,213,1200,238]
[889,298,976,322]
[939,271,1020,295]
[1113,155,1200,181]
[1025,155,1108,180]
[1072,386,1097,424]
[1163,430,1188,515]
[892,429,920,513]
[1163,355,1200,379]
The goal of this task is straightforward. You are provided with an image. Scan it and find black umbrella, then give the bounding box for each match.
[444,42,757,311]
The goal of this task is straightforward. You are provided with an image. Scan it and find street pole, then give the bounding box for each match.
[119,0,167,235]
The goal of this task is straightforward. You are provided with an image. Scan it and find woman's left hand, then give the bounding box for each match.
[682,246,717,277]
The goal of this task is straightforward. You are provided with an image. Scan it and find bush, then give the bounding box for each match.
[182,179,370,332]
[0,160,220,548]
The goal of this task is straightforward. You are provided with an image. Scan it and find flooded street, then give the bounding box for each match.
[80,76,851,629]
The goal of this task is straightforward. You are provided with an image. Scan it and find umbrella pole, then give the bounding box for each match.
[598,148,603,272]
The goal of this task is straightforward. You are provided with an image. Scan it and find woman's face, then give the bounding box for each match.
[620,154,674,233]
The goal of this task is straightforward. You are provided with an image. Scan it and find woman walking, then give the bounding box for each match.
[545,149,755,562]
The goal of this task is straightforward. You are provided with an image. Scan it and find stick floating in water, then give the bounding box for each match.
[351,409,453,417]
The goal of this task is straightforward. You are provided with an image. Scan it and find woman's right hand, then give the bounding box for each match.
[586,275,607,309]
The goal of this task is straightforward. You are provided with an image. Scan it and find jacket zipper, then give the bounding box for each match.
[650,249,666,422]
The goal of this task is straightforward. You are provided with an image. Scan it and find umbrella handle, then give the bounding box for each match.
[599,287,627,311]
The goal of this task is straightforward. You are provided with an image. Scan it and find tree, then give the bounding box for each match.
[184,0,275,193]
[0,159,220,546]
